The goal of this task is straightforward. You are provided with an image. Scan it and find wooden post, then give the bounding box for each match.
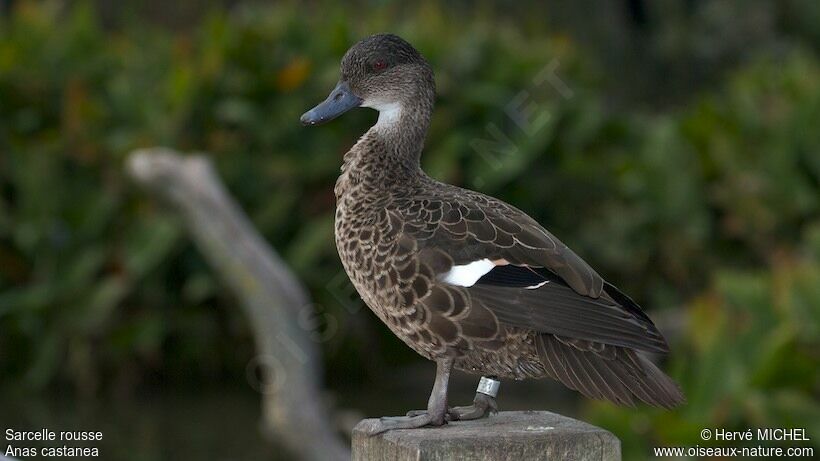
[353,411,620,461]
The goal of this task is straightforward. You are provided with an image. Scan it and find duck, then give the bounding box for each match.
[301,33,684,434]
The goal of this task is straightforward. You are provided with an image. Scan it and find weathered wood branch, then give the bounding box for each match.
[127,148,348,461]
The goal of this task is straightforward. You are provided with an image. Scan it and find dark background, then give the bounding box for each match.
[1,0,818,459]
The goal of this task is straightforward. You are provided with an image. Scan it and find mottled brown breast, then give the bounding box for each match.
[335,178,518,363]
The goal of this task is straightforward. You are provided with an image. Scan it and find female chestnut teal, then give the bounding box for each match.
[302,34,684,434]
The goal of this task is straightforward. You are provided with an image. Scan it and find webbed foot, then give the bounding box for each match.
[450,392,498,421]
[359,412,443,436]
[406,408,459,421]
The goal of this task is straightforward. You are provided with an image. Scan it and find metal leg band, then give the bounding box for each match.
[476,376,501,398]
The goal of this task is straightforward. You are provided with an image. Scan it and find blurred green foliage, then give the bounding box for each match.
[0,1,818,458]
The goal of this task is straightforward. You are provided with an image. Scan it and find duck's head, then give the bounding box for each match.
[301,34,434,126]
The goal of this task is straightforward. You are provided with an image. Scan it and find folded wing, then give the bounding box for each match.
[393,189,669,353]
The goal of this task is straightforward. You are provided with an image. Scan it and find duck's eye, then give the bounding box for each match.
[372,59,388,72]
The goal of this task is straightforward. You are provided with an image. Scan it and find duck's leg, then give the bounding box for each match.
[450,376,500,421]
[406,375,500,421]
[359,358,453,436]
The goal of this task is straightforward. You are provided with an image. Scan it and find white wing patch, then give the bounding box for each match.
[525,280,550,289]
[439,259,496,287]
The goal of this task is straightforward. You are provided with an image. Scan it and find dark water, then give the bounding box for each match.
[1,389,281,461]
[337,363,580,421]
[1,365,580,460]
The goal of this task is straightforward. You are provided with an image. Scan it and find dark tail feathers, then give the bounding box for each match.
[536,334,685,408]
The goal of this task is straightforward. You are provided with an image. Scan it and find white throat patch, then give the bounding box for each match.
[368,101,403,128]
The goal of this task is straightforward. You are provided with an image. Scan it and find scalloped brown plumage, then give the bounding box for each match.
[303,33,684,433]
